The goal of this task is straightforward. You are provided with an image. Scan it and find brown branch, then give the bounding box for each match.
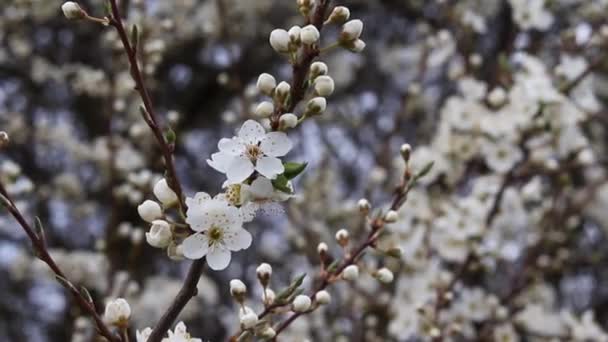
[0,183,120,342]
[107,0,187,214]
[106,2,206,341]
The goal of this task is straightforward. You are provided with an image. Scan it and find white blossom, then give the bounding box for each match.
[207,120,293,184]
[376,268,394,284]
[163,322,202,342]
[182,194,251,270]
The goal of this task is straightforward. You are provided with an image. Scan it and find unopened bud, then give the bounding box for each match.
[255,101,274,118]
[279,113,298,129]
[384,210,398,223]
[0,131,8,148]
[310,62,328,79]
[239,306,258,329]
[300,25,320,45]
[335,229,349,247]
[306,97,327,115]
[400,144,411,162]
[256,263,272,287]
[317,242,329,255]
[315,290,331,305]
[314,75,335,97]
[375,268,394,284]
[269,29,290,53]
[62,2,86,20]
[342,265,359,281]
[256,73,277,96]
[327,6,350,24]
[292,295,312,312]
[230,279,247,302]
[275,81,291,101]
[340,19,363,41]
[357,198,371,213]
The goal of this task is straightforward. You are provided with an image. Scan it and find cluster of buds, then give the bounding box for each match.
[230,277,278,338]
[136,178,183,258]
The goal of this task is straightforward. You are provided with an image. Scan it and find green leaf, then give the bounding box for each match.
[414,161,434,181]
[326,259,340,273]
[271,174,291,193]
[275,273,306,303]
[283,162,307,180]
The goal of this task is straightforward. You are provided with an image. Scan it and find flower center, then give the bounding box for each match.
[245,145,262,161]
[208,226,224,245]
[226,184,242,205]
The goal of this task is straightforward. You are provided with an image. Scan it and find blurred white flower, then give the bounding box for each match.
[104,298,131,326]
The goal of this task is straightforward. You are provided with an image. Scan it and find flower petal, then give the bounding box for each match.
[260,132,293,157]
[206,247,232,270]
[218,138,245,156]
[224,228,253,251]
[185,192,211,209]
[238,120,266,145]
[249,177,274,199]
[255,156,284,179]
[182,233,209,260]
[226,156,255,184]
[239,203,259,222]
[207,152,234,173]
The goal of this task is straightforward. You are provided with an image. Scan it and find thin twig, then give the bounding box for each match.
[0,182,120,342]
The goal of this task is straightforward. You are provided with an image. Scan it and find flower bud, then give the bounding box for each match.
[314,75,335,97]
[357,198,371,213]
[104,298,131,326]
[384,210,398,223]
[256,263,272,287]
[292,295,312,312]
[306,97,327,115]
[279,113,298,129]
[230,279,247,302]
[255,101,274,118]
[146,220,172,248]
[167,242,184,260]
[269,29,290,53]
[400,144,411,162]
[239,306,258,329]
[137,200,162,222]
[259,327,276,339]
[315,290,331,305]
[327,6,350,24]
[487,87,507,107]
[153,178,178,205]
[341,19,363,41]
[346,39,366,53]
[310,62,328,79]
[335,229,349,247]
[342,265,359,281]
[263,288,276,305]
[317,242,329,255]
[256,73,277,96]
[288,26,302,44]
[375,268,394,284]
[300,25,320,45]
[275,81,291,101]
[0,131,9,148]
[62,2,86,20]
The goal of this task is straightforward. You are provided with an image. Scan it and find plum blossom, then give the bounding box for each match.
[163,322,202,342]
[181,193,252,270]
[207,120,293,184]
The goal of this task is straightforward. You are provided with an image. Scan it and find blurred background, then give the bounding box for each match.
[2,0,608,341]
